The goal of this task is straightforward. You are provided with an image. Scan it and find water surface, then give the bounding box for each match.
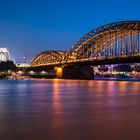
[0,79,140,140]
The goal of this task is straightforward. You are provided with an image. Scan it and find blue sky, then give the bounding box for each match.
[0,0,140,62]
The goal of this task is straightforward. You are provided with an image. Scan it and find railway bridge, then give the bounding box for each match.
[27,21,140,79]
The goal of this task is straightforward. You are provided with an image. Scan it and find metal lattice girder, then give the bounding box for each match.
[66,21,140,61]
[31,51,66,66]
[71,21,140,50]
[31,21,140,66]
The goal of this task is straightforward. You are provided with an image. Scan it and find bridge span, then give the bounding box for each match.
[27,21,140,79]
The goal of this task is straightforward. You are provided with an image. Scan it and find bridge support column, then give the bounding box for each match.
[61,66,94,80]
[55,67,63,79]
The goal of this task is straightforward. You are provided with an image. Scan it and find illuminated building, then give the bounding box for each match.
[0,48,10,62]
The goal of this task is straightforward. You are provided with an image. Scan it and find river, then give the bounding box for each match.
[0,79,140,140]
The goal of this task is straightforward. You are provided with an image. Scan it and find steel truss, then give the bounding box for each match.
[65,21,140,61]
[31,21,140,66]
[31,51,66,66]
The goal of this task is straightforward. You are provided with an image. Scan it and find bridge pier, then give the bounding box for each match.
[55,67,63,78]
[56,66,94,80]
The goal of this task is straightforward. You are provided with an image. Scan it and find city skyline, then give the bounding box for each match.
[0,0,140,63]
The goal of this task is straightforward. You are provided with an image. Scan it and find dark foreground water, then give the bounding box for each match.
[0,79,140,140]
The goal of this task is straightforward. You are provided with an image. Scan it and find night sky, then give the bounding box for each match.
[0,0,140,63]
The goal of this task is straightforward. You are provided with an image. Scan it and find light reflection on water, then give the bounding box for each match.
[0,79,140,139]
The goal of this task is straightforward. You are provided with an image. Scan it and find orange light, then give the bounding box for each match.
[57,67,62,73]
[56,67,63,78]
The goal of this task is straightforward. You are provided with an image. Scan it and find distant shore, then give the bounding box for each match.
[94,77,140,81]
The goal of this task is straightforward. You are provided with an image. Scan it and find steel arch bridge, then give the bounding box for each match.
[31,21,140,67]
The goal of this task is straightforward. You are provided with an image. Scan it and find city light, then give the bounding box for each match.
[0,48,10,62]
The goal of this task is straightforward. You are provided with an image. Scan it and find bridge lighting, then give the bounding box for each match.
[30,21,140,68]
[17,71,23,74]
[57,67,62,73]
[56,67,62,78]
[41,71,46,74]
[29,71,34,74]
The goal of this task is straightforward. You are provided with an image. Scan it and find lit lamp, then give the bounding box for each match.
[56,67,63,78]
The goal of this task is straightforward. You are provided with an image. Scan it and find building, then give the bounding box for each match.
[0,48,10,62]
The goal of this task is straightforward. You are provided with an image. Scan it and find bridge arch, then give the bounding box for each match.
[30,21,140,67]
[31,51,66,66]
[65,21,140,61]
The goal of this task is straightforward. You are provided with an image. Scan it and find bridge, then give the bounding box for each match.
[27,21,140,79]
